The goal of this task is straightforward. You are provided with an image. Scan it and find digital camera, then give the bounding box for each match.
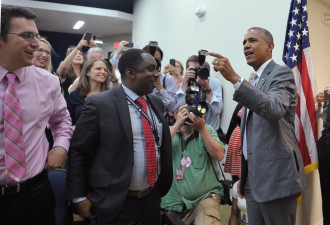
[191,50,209,82]
[220,180,233,206]
[184,50,210,122]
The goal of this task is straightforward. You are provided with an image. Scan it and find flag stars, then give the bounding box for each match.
[293,43,300,51]
[297,0,301,4]
[288,30,294,37]
[292,7,299,15]
[302,28,308,36]
[290,54,297,62]
[303,5,307,12]
[298,22,302,28]
[286,41,291,49]
[296,32,302,40]
[290,18,297,26]
[284,52,289,60]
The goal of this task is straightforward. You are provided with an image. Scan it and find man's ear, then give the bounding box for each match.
[267,42,275,52]
[126,69,135,79]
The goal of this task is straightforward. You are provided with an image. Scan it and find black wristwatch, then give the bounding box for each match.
[204,88,212,94]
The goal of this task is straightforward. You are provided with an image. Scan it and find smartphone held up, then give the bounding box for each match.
[170,59,176,67]
[84,32,93,44]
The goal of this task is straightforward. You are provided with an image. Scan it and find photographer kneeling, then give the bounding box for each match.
[161,104,225,225]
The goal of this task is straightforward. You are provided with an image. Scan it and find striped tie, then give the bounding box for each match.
[4,72,26,182]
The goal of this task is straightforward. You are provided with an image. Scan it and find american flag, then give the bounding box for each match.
[282,0,318,173]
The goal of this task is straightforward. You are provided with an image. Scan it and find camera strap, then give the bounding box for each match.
[125,95,160,148]
[205,149,228,183]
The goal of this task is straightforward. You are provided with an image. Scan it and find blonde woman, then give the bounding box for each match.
[32,38,53,72]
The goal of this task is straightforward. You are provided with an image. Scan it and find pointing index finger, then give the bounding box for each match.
[208,52,224,59]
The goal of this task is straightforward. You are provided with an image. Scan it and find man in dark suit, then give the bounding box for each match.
[209,27,307,225]
[318,91,330,225]
[67,49,173,225]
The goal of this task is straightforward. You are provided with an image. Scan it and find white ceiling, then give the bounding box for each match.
[2,0,133,38]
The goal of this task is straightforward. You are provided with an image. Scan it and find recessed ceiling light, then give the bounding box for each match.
[94,39,104,45]
[73,21,85,30]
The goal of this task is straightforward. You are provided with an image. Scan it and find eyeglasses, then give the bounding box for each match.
[7,32,41,42]
[35,48,51,56]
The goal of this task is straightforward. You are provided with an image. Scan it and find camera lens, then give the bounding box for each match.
[198,67,209,79]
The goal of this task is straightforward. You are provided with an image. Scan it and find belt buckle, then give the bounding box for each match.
[137,190,145,198]
[1,183,20,196]
[137,188,151,198]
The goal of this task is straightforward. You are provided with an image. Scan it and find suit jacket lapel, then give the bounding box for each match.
[256,60,276,90]
[114,86,133,148]
[146,94,166,126]
[241,60,277,140]
[241,107,247,140]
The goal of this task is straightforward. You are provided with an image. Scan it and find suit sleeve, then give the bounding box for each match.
[67,95,100,198]
[233,66,296,122]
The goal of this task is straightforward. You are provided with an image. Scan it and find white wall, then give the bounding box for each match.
[133,0,330,224]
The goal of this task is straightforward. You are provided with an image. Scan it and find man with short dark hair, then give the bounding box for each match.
[177,55,223,131]
[209,27,307,225]
[67,49,173,225]
[0,5,72,225]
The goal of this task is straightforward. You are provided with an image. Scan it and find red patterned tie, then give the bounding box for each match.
[4,72,26,182]
[135,97,157,188]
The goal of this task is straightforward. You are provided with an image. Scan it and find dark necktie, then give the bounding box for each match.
[4,72,26,182]
[135,97,157,188]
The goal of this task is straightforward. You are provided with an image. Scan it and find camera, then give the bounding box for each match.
[185,85,208,119]
[184,50,210,122]
[147,41,162,73]
[191,50,209,82]
[220,180,233,206]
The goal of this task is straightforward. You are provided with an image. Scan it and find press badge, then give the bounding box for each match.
[176,166,184,180]
[180,156,192,168]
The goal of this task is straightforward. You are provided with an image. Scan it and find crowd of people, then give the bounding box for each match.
[0,4,329,225]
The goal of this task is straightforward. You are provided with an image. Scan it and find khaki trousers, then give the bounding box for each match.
[179,193,221,225]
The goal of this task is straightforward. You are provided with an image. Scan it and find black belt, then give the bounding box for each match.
[0,170,47,196]
[127,187,153,198]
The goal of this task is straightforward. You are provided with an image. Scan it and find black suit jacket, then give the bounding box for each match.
[67,85,173,221]
[225,103,243,144]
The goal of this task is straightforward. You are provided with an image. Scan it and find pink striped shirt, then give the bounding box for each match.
[0,65,72,185]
